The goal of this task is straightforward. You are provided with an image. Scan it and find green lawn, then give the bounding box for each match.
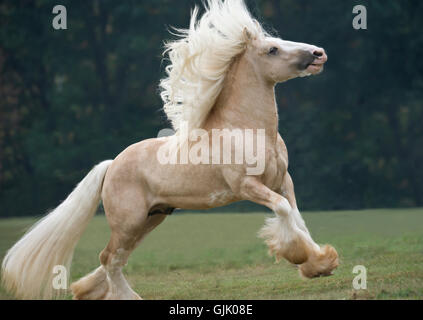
[1,208,422,299]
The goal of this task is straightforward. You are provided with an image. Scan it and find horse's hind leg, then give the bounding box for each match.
[71,210,167,300]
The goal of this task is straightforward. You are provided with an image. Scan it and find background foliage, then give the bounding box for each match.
[0,0,422,216]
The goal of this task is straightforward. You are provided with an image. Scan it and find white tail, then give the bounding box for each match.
[1,160,113,299]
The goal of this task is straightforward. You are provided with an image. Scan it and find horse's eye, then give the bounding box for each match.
[268,47,278,55]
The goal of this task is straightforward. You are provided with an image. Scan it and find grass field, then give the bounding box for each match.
[0,208,422,300]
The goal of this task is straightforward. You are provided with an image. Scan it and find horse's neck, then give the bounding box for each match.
[203,53,279,143]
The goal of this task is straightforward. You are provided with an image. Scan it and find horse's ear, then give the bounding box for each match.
[243,27,253,44]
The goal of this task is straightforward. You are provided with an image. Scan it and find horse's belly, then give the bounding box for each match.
[147,163,237,209]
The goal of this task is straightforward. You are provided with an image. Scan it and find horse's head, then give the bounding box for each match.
[243,30,327,83]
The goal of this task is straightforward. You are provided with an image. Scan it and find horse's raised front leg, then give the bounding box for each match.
[280,172,310,235]
[240,176,338,278]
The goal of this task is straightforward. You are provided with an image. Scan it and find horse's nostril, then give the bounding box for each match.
[313,50,323,58]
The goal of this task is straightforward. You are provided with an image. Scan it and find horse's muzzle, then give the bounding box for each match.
[297,48,327,74]
[297,51,317,70]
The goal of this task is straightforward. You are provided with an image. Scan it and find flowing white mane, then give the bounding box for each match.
[159,0,265,134]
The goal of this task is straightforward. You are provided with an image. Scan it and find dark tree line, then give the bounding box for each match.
[0,0,422,217]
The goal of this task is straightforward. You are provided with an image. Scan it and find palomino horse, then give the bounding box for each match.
[2,0,338,300]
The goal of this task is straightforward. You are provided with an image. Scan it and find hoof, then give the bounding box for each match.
[299,245,339,278]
